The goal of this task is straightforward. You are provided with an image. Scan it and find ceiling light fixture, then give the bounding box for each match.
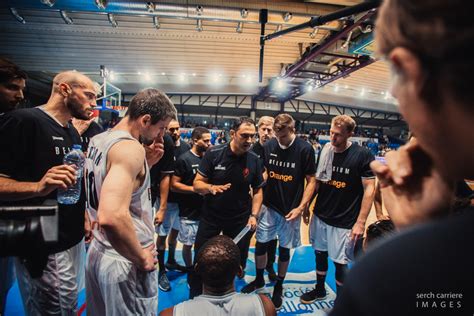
[309,27,319,39]
[241,8,248,19]
[283,12,292,22]
[60,11,73,25]
[196,19,203,32]
[95,0,107,10]
[276,24,282,32]
[108,13,118,28]
[196,5,203,16]
[40,0,55,7]
[9,8,26,24]
[236,21,243,33]
[153,16,160,29]
[146,2,155,13]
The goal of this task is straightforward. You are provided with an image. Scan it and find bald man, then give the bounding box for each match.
[0,71,97,315]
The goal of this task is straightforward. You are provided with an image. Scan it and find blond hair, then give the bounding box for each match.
[331,115,356,133]
[257,116,274,127]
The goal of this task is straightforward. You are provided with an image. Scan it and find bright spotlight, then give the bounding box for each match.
[144,72,152,81]
[274,78,286,91]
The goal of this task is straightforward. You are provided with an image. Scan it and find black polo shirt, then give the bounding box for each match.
[0,107,85,253]
[168,140,191,203]
[174,149,202,220]
[197,143,265,223]
[314,143,375,229]
[80,121,104,152]
[263,137,316,216]
[251,141,264,159]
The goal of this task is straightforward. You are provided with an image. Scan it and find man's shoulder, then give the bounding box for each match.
[2,107,41,123]
[208,143,227,153]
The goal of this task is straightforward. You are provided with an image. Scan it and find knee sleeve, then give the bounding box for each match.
[278,246,290,262]
[335,263,347,283]
[315,250,328,272]
[255,241,268,256]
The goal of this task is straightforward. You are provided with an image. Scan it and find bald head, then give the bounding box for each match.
[52,71,97,95]
[50,71,98,120]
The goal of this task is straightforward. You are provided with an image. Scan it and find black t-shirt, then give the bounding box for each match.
[0,108,85,253]
[174,150,202,220]
[263,137,316,216]
[314,143,375,229]
[81,121,104,152]
[150,134,175,203]
[198,143,264,223]
[168,140,191,203]
[251,141,264,159]
[331,207,474,316]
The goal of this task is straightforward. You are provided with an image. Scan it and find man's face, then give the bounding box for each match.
[0,78,25,112]
[274,122,294,145]
[330,123,352,148]
[167,120,181,142]
[140,117,172,146]
[232,123,256,153]
[258,122,274,145]
[65,81,97,120]
[195,133,212,153]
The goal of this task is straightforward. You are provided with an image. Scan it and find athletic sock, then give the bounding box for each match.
[158,249,166,273]
[167,243,176,263]
[316,273,326,292]
[256,268,265,284]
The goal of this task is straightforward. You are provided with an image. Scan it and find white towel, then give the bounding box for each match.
[316,142,335,181]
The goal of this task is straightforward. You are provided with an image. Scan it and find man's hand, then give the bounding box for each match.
[154,207,166,226]
[137,244,158,272]
[72,117,94,135]
[247,216,258,231]
[36,165,77,197]
[285,206,303,221]
[84,211,93,243]
[302,205,311,225]
[370,138,454,228]
[209,183,231,195]
[145,136,165,168]
[350,221,365,241]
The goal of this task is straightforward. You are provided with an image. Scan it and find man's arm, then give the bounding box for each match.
[154,173,170,226]
[373,181,389,220]
[247,187,263,230]
[97,140,156,271]
[286,174,317,221]
[158,307,173,316]
[170,175,194,194]
[259,294,277,316]
[0,165,77,201]
[193,173,231,195]
[350,178,376,240]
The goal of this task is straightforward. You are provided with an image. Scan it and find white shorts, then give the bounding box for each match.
[256,204,301,249]
[86,240,158,316]
[155,201,180,236]
[15,239,85,316]
[177,219,199,246]
[310,215,351,264]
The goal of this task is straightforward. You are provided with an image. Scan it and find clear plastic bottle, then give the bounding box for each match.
[57,144,85,205]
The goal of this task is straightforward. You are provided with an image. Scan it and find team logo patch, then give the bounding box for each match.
[243,167,250,178]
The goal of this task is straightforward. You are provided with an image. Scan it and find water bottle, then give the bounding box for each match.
[57,144,85,204]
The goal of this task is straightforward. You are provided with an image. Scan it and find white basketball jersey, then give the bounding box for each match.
[84,130,154,253]
[174,292,265,316]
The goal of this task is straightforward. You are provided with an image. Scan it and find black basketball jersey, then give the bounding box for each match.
[168,140,191,203]
[263,137,316,216]
[80,121,103,152]
[314,143,375,229]
[174,150,202,220]
[0,107,85,253]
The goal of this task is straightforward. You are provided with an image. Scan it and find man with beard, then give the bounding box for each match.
[84,88,177,315]
[189,117,265,298]
[0,58,26,114]
[0,71,97,315]
[244,116,278,281]
[155,119,190,291]
[170,126,211,271]
[0,57,26,316]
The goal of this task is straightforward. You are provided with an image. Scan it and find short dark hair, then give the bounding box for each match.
[126,88,177,124]
[0,58,27,85]
[191,126,210,141]
[365,219,395,245]
[231,116,255,131]
[195,235,240,292]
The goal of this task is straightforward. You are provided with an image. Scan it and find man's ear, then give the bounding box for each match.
[141,114,152,126]
[389,47,424,93]
[229,129,235,138]
[59,83,71,97]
